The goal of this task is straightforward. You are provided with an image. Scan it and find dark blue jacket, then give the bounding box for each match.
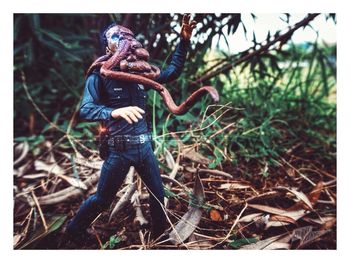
[79,39,190,136]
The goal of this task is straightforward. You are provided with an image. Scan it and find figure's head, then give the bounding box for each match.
[101,23,137,55]
[100,23,160,79]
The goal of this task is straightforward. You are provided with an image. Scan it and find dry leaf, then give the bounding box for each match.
[303,216,335,226]
[240,234,287,250]
[57,174,87,190]
[264,241,290,250]
[249,204,308,223]
[275,186,313,210]
[188,233,213,249]
[169,174,205,245]
[34,160,65,176]
[270,215,297,225]
[14,142,29,167]
[22,173,48,180]
[218,183,251,190]
[248,204,288,215]
[265,215,298,229]
[239,213,263,223]
[291,226,330,249]
[308,181,324,205]
[13,234,23,247]
[164,148,175,170]
[182,146,210,165]
[210,209,223,221]
[321,217,336,230]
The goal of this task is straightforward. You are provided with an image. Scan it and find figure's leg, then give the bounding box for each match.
[136,142,167,238]
[66,152,129,235]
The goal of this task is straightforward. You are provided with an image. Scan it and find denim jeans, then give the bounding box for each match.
[66,141,166,236]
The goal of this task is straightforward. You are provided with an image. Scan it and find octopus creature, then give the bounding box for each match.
[86,23,219,115]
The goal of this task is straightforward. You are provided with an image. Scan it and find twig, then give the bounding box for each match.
[27,173,99,206]
[154,104,234,141]
[281,157,316,186]
[209,122,236,139]
[198,168,234,179]
[131,191,149,226]
[218,202,248,244]
[161,174,189,190]
[109,182,137,222]
[31,191,48,231]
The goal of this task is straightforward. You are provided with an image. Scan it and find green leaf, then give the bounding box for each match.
[229,237,258,249]
[18,215,67,249]
[102,235,122,249]
[164,187,177,198]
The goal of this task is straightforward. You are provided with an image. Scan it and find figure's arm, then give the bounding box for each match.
[80,74,145,123]
[152,14,197,85]
[79,74,114,121]
[153,39,190,84]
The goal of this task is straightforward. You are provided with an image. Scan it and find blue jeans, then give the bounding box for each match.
[66,141,166,236]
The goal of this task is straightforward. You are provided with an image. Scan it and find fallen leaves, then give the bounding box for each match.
[13,138,336,250]
[168,174,205,245]
[274,186,313,210]
[17,215,67,249]
[291,226,330,249]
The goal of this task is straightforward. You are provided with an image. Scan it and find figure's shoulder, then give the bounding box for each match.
[86,69,103,81]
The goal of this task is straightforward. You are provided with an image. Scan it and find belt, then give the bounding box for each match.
[107,133,152,148]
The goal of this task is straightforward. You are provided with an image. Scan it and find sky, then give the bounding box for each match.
[212,13,336,54]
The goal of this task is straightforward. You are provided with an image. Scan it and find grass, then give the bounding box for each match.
[148,41,336,178]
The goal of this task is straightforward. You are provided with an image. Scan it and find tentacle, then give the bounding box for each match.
[86,37,219,114]
[86,54,111,77]
[98,69,164,92]
[101,40,131,72]
[160,86,219,115]
[97,69,219,115]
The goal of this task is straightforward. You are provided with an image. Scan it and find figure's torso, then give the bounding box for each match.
[100,76,149,136]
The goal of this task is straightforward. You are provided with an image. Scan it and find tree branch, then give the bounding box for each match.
[191,13,320,86]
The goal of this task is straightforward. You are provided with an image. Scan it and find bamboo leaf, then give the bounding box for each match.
[18,215,67,249]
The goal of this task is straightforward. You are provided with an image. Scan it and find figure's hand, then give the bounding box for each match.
[111,106,145,124]
[180,14,197,41]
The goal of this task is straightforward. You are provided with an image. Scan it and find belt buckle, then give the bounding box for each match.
[140,134,145,144]
[107,137,114,147]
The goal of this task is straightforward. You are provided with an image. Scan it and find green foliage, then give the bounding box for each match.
[18,215,67,249]
[14,14,336,178]
[102,234,122,249]
[228,237,258,249]
[195,40,336,173]
[14,14,244,154]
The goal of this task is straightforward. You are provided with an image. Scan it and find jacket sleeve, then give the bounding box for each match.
[152,39,190,85]
[79,74,114,121]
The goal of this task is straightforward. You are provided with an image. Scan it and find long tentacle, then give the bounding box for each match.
[86,37,219,115]
[97,69,219,115]
[160,85,219,115]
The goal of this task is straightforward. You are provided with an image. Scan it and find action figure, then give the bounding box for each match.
[66,14,218,241]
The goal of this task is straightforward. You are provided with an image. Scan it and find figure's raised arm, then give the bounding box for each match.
[154,14,197,84]
[180,13,197,41]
